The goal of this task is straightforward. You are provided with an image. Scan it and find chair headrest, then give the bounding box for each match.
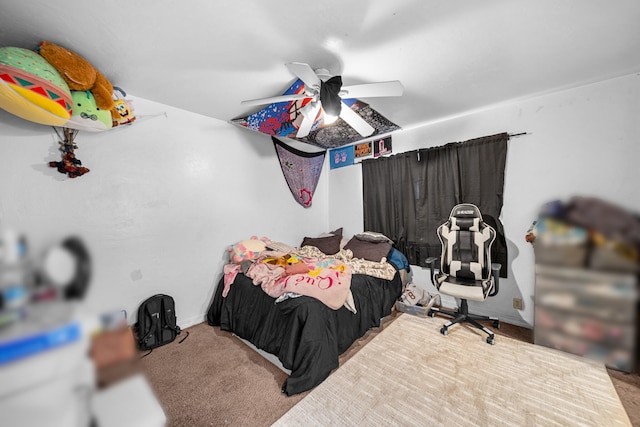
[449,204,483,231]
[450,204,483,220]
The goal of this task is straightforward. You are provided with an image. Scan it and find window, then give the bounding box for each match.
[362,133,508,276]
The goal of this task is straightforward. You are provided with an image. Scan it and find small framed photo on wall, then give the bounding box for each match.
[329,145,355,169]
[373,136,392,157]
[354,142,373,163]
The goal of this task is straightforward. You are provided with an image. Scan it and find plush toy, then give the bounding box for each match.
[48,128,89,178]
[111,86,136,127]
[48,150,90,178]
[37,41,114,112]
[227,236,271,264]
[0,46,72,126]
[65,90,113,132]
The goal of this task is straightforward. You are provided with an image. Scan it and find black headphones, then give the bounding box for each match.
[60,237,91,300]
[41,236,92,301]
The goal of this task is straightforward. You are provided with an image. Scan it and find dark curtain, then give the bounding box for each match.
[362,132,509,276]
[362,152,415,245]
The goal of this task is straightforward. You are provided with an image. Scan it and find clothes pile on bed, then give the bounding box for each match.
[207,228,409,395]
[222,234,399,312]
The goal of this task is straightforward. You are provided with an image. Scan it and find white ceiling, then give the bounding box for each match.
[1,0,640,131]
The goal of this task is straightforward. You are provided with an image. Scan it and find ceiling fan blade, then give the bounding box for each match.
[241,93,312,107]
[286,62,321,90]
[296,102,321,138]
[339,81,404,99]
[338,102,374,137]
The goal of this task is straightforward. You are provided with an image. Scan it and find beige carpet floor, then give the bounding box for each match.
[274,313,631,426]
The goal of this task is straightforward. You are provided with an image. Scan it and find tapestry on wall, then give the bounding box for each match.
[232,79,400,149]
[272,137,326,208]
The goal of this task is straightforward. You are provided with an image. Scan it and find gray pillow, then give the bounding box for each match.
[300,234,342,255]
[355,231,393,244]
[344,237,392,262]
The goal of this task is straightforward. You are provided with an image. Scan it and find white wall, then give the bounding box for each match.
[329,73,640,328]
[0,98,330,328]
[3,74,638,330]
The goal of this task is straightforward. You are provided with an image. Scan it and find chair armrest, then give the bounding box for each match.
[489,263,501,297]
[425,257,439,287]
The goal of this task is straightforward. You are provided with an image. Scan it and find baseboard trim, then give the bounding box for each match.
[178,314,206,330]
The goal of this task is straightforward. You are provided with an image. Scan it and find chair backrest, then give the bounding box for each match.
[437,204,496,281]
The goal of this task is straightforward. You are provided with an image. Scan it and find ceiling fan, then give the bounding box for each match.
[241,62,404,138]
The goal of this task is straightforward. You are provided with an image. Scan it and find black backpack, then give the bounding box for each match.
[134,294,187,352]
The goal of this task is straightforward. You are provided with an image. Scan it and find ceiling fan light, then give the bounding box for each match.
[322,102,341,117]
[323,113,338,124]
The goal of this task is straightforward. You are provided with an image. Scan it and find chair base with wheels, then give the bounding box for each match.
[428,298,500,345]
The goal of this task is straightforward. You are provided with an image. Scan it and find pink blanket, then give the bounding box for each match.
[247,256,352,310]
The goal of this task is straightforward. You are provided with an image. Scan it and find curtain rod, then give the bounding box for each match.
[509,132,530,138]
[407,131,530,161]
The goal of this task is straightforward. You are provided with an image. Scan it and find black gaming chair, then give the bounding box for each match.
[426,203,501,344]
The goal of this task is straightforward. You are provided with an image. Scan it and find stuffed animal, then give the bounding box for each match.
[48,151,90,178]
[111,86,136,127]
[48,128,89,178]
[227,236,271,264]
[37,41,114,112]
[66,90,113,132]
[0,46,73,126]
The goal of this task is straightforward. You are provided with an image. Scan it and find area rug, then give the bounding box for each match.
[273,313,631,426]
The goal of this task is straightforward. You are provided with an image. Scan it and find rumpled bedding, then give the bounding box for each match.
[297,246,398,280]
[248,255,352,310]
[222,245,398,312]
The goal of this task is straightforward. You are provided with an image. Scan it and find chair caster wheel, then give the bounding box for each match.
[440,327,448,336]
[429,311,436,318]
[486,336,495,345]
[493,320,500,329]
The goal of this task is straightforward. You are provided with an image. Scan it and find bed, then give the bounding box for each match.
[206,232,406,396]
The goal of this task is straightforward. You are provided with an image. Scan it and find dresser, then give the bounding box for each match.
[534,264,638,372]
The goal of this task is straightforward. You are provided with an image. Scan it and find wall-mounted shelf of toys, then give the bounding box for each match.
[0,41,137,178]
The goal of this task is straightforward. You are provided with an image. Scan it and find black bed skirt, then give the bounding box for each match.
[207,271,402,395]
